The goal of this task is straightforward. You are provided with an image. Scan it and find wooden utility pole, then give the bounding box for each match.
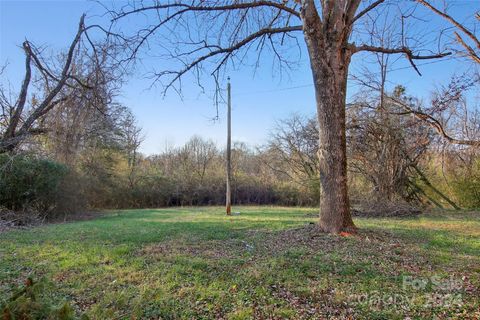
[226,77,232,215]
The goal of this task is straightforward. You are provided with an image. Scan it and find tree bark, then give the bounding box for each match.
[302,6,356,233]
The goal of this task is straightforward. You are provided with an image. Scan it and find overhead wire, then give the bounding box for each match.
[234,55,460,96]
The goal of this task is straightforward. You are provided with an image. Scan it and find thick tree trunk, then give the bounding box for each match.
[304,30,356,233]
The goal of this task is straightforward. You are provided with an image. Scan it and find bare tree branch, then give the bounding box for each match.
[351,44,451,75]
[417,0,480,49]
[27,44,93,90]
[110,1,301,21]
[454,32,480,64]
[0,14,99,153]
[387,95,480,147]
[18,15,86,134]
[154,25,302,94]
[417,0,480,64]
[350,0,386,26]
[3,42,32,139]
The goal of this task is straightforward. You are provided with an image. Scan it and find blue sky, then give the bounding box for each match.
[1,0,478,154]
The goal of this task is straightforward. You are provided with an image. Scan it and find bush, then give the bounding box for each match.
[0,154,69,217]
[451,178,480,209]
[425,157,480,209]
[1,277,88,320]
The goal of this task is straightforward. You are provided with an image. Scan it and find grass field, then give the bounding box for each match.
[1,207,479,319]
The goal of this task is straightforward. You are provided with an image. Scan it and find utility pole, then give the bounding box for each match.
[226,77,232,215]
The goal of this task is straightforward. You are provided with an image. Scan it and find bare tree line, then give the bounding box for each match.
[99,0,479,233]
[1,1,479,231]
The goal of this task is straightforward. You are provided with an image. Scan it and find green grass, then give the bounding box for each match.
[1,207,479,319]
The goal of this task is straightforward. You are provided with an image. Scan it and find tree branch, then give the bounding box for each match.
[417,0,480,50]
[350,0,386,25]
[454,32,480,64]
[417,0,480,64]
[4,42,32,139]
[1,14,87,153]
[27,44,93,90]
[387,96,480,147]
[111,1,301,20]
[18,14,86,135]
[155,25,303,94]
[351,44,451,75]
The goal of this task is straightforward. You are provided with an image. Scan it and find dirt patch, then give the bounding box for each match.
[246,224,400,254]
[140,239,251,260]
[248,224,427,274]
[248,224,344,254]
[269,284,355,320]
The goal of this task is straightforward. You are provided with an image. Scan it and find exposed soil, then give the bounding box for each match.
[249,224,405,256]
[140,239,249,260]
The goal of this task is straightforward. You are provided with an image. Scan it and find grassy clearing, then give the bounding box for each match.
[1,207,479,319]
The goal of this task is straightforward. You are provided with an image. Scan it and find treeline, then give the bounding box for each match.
[98,137,316,208]
[1,95,479,221]
[2,78,479,219]
[1,21,479,219]
[0,135,317,219]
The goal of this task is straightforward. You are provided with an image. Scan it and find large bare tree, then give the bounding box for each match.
[0,15,119,154]
[104,0,456,233]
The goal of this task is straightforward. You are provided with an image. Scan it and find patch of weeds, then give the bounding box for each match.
[1,277,87,320]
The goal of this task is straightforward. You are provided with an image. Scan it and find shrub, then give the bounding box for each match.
[451,178,480,209]
[0,154,68,217]
[1,277,88,320]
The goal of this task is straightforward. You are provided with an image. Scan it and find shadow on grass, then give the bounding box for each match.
[1,208,479,319]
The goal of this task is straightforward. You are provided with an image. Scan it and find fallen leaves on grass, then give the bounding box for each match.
[139,239,247,260]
